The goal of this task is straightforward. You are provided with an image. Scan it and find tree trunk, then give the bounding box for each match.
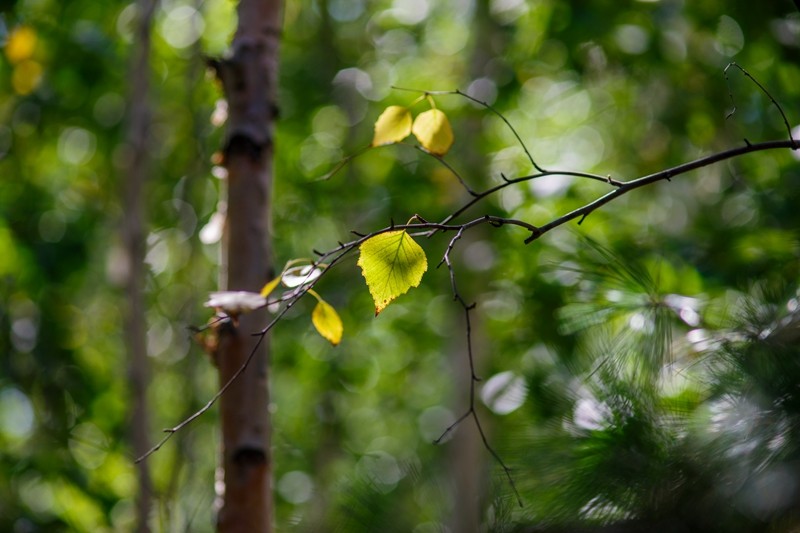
[448,310,486,533]
[213,1,282,531]
[123,0,157,531]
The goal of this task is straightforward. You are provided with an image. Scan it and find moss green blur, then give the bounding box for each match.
[2,0,800,531]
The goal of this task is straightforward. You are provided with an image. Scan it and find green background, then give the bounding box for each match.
[2,0,800,530]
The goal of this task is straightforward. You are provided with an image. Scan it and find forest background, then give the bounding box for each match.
[2,0,800,531]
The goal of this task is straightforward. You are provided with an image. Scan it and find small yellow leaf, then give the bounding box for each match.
[312,299,343,346]
[5,26,37,64]
[260,276,282,297]
[372,106,412,146]
[357,230,428,315]
[412,109,454,156]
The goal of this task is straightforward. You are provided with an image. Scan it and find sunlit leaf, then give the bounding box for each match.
[260,276,282,297]
[357,230,427,315]
[372,105,412,146]
[411,109,454,156]
[312,298,343,346]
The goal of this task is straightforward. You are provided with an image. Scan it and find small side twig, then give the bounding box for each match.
[136,331,269,462]
[414,145,479,197]
[725,62,795,144]
[434,225,524,507]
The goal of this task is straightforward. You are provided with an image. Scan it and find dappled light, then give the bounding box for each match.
[4,0,800,531]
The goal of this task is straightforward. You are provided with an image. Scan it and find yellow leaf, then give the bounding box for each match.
[312,298,343,346]
[411,109,454,156]
[12,60,43,95]
[357,230,427,315]
[372,106,412,146]
[260,276,282,297]
[5,26,37,64]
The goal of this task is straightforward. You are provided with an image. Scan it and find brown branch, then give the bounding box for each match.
[140,139,799,459]
[526,139,799,244]
[429,170,622,236]
[136,321,270,463]
[144,132,799,460]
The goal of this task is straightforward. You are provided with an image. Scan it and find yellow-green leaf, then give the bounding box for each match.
[357,230,427,315]
[372,106,412,146]
[260,276,281,297]
[411,109,454,156]
[312,298,343,346]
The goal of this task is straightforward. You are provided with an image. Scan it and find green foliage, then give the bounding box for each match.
[3,0,800,531]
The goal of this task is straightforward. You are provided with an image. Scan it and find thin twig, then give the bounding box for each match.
[428,170,622,236]
[413,145,478,196]
[136,331,268,462]
[724,62,796,144]
[471,410,523,507]
[317,145,371,181]
[437,226,465,269]
[455,88,545,173]
[434,410,471,444]
[433,224,524,506]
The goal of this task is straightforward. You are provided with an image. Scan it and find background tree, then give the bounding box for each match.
[122,0,157,530]
[1,1,800,531]
[208,0,281,531]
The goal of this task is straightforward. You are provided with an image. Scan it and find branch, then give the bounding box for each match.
[136,317,268,462]
[140,137,797,463]
[141,71,800,511]
[430,170,622,236]
[526,139,799,244]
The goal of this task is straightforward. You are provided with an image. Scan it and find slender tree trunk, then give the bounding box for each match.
[448,1,498,529]
[212,1,281,531]
[448,312,486,533]
[123,0,157,531]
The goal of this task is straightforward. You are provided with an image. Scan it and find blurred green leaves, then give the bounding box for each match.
[3,0,800,531]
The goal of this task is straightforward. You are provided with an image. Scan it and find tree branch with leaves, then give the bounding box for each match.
[137,64,799,513]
